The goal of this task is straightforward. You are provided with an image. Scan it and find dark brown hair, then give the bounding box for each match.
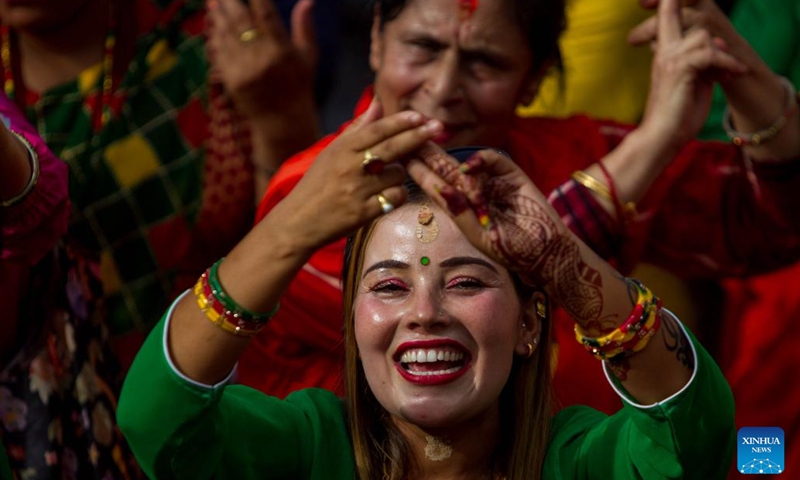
[373,0,566,77]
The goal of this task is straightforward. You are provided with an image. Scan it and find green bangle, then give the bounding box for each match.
[208,258,280,322]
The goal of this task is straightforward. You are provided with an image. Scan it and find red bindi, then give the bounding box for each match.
[458,0,478,19]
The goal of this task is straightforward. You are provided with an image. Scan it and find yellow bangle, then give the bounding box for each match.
[572,168,637,220]
[194,275,267,338]
[571,170,612,203]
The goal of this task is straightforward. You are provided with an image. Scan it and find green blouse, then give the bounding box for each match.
[117,297,735,479]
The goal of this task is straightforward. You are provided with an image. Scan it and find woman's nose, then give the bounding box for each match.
[404,289,450,331]
[423,54,463,106]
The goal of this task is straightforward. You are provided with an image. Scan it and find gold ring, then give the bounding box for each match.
[239,28,259,43]
[362,149,384,175]
[376,194,394,214]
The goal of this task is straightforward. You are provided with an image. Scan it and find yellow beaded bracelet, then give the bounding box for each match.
[574,279,661,361]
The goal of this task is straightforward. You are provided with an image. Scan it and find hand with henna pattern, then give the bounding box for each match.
[408,145,583,282]
[408,145,608,324]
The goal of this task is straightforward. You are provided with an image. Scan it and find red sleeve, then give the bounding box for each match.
[632,140,800,277]
[515,115,800,277]
[254,135,337,223]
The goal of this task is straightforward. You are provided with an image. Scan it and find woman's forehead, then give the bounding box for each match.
[363,204,490,266]
[389,0,522,41]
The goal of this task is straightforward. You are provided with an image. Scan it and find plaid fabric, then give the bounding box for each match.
[549,180,620,260]
[4,0,253,335]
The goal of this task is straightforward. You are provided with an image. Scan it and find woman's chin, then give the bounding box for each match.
[396,401,466,429]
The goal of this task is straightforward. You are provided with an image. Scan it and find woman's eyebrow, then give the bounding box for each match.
[362,260,410,278]
[439,256,499,273]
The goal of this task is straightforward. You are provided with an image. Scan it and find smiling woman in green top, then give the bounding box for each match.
[117,87,735,480]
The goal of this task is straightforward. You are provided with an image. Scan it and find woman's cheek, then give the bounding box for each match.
[354,298,401,348]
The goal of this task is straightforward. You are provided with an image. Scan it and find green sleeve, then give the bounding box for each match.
[117,296,355,480]
[544,316,735,479]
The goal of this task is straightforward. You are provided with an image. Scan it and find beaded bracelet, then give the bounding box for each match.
[586,301,662,361]
[574,279,662,361]
[1,130,40,208]
[194,259,279,338]
[723,76,799,147]
[207,259,279,322]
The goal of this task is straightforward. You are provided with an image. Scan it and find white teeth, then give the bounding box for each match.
[399,348,465,364]
[405,366,462,376]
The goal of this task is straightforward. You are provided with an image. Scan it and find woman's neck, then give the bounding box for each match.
[394,410,502,480]
[14,0,110,93]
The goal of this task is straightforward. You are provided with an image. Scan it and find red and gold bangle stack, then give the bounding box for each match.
[571,165,637,230]
[574,279,662,362]
[194,259,279,338]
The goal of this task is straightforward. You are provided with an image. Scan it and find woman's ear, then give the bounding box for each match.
[369,8,384,73]
[515,291,547,357]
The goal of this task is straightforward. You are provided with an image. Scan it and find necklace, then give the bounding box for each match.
[1,4,116,132]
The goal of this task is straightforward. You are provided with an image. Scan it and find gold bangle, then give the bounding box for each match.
[1,130,40,207]
[571,170,612,203]
[573,168,637,220]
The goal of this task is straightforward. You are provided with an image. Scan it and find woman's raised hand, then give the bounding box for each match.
[274,101,443,251]
[629,0,759,68]
[205,0,317,120]
[633,0,747,148]
[407,146,574,285]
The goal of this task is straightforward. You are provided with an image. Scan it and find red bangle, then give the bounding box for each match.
[195,269,265,337]
[597,162,637,223]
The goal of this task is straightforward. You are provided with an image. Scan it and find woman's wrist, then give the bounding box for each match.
[722,72,793,136]
[722,72,800,160]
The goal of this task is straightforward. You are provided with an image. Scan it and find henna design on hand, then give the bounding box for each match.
[484,178,604,325]
[662,313,695,371]
[426,151,490,222]
[436,184,470,216]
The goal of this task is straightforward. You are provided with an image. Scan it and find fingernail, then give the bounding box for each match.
[407,111,423,124]
[458,153,483,173]
[478,214,492,230]
[473,203,493,230]
[422,119,443,134]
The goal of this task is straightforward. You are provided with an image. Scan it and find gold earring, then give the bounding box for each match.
[535,300,546,319]
[524,343,534,358]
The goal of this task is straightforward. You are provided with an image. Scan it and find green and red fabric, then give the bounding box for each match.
[0,94,141,479]
[1,0,254,338]
[1,2,255,478]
